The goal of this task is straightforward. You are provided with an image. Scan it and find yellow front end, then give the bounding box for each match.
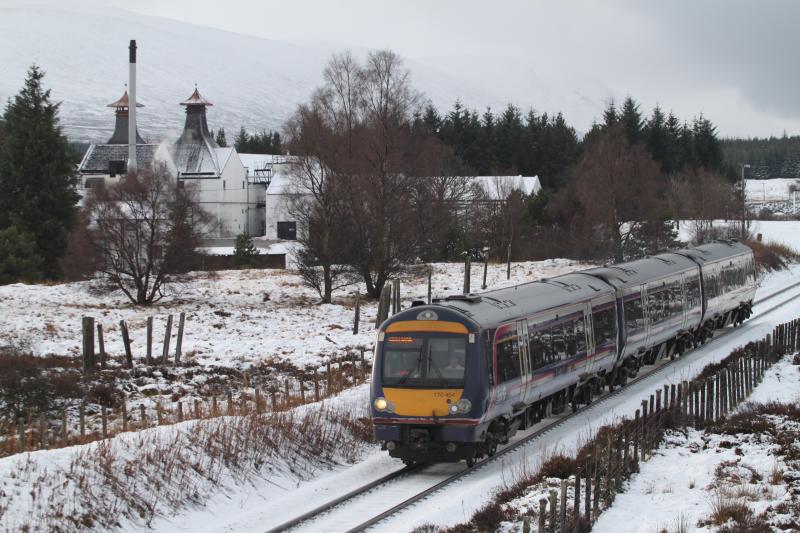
[383,387,464,417]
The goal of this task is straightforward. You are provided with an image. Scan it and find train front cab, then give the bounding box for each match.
[371,306,489,464]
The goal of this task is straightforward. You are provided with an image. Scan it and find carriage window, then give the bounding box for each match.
[530,330,544,368]
[575,318,587,353]
[624,295,644,333]
[540,328,554,363]
[686,277,701,309]
[565,321,577,357]
[552,323,567,360]
[592,307,615,347]
[496,336,521,383]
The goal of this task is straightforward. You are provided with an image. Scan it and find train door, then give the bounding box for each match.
[642,284,652,347]
[679,273,688,331]
[516,320,531,402]
[584,302,596,374]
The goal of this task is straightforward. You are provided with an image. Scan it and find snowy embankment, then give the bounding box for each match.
[593,356,800,533]
[0,385,374,532]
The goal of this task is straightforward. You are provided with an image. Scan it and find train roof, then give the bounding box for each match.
[431,272,614,327]
[582,251,699,289]
[673,240,753,265]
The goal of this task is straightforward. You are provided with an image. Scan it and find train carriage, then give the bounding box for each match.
[371,241,757,466]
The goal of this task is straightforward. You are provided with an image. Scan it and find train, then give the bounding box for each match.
[370,241,757,466]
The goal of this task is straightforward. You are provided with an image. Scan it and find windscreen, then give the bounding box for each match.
[381,333,467,387]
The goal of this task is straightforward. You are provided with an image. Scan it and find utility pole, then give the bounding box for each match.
[740,163,750,240]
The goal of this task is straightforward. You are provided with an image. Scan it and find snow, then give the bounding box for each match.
[0,259,584,369]
[746,177,800,204]
[472,175,542,199]
[592,354,800,533]
[677,219,800,247]
[4,221,800,531]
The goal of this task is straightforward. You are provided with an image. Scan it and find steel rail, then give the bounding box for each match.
[264,463,424,533]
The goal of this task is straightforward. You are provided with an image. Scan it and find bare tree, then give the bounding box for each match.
[289,49,456,299]
[572,126,663,262]
[285,104,356,303]
[669,167,735,244]
[86,165,212,305]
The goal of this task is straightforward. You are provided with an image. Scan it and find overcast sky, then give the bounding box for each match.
[60,0,800,137]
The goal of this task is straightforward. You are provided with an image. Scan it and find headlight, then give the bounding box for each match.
[374,397,388,411]
[456,398,472,413]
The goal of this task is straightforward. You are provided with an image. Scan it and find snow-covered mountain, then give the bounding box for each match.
[0,1,515,143]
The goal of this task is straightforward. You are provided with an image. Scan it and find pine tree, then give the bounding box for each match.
[422,103,442,136]
[602,99,619,128]
[234,126,250,152]
[692,115,723,171]
[0,65,78,279]
[619,96,644,145]
[663,112,683,174]
[645,105,668,170]
[233,231,259,268]
[215,127,227,147]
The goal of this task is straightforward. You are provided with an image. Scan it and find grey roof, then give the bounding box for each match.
[674,241,752,265]
[78,144,158,174]
[431,272,615,328]
[583,252,700,290]
[173,141,221,176]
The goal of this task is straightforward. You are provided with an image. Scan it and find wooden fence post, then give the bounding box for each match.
[314,371,320,402]
[161,315,173,364]
[82,316,95,374]
[17,417,25,450]
[121,402,128,431]
[79,401,86,437]
[101,407,108,438]
[139,404,146,426]
[427,267,432,304]
[61,410,68,444]
[538,498,547,533]
[175,312,185,364]
[393,279,401,314]
[353,296,360,335]
[38,414,46,449]
[559,479,568,531]
[463,255,471,295]
[146,316,154,365]
[120,320,133,367]
[548,490,557,533]
[584,458,592,523]
[97,323,106,369]
[227,390,233,415]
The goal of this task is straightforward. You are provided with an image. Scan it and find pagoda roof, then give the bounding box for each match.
[180,87,213,106]
[106,90,144,109]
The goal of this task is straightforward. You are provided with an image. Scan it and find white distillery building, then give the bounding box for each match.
[77,88,273,239]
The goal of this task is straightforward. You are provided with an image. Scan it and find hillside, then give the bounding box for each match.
[0,1,505,143]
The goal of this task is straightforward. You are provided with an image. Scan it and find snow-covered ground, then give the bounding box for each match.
[3,222,800,532]
[0,259,583,370]
[593,355,800,533]
[677,219,800,247]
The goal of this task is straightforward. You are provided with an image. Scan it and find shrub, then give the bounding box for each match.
[233,231,259,268]
[744,238,800,273]
[0,225,43,284]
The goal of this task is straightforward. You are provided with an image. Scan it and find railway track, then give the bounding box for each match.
[267,280,800,533]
